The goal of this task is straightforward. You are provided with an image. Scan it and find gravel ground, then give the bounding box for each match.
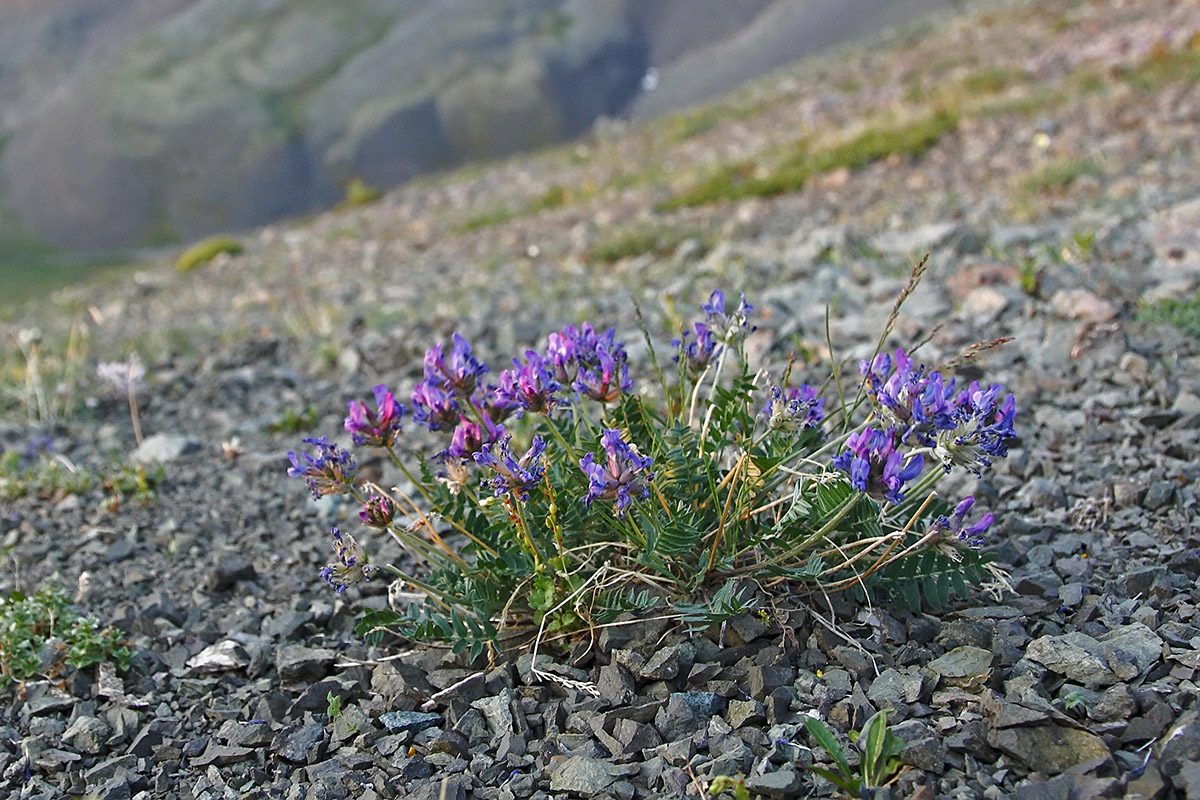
[2,0,1200,798]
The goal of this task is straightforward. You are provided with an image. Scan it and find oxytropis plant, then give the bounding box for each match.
[288,286,1016,659]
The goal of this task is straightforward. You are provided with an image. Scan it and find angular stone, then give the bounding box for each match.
[275,645,336,684]
[727,699,766,728]
[745,767,803,798]
[640,645,682,681]
[270,723,328,764]
[988,724,1110,774]
[1026,633,1115,688]
[549,755,634,795]
[926,646,996,688]
[133,433,201,463]
[378,711,443,735]
[190,741,254,767]
[892,720,945,774]
[186,640,250,673]
[62,715,110,755]
[597,663,636,707]
[868,669,924,709]
[216,719,273,748]
[1098,624,1163,681]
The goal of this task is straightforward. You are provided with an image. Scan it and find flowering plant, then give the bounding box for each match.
[289,276,1015,660]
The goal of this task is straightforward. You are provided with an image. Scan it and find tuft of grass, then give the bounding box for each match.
[958,65,1027,97]
[0,585,133,690]
[1139,290,1200,338]
[338,178,384,209]
[268,404,319,434]
[1018,157,1100,195]
[456,205,519,232]
[1116,35,1200,92]
[586,223,712,263]
[659,109,958,210]
[176,236,244,272]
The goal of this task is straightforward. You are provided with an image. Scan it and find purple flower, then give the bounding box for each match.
[411,380,461,431]
[573,345,633,403]
[424,333,488,394]
[319,527,375,593]
[359,494,396,529]
[763,384,825,432]
[287,437,356,500]
[546,323,628,386]
[496,351,560,414]
[933,383,1017,474]
[931,496,994,548]
[860,349,956,444]
[702,290,754,342]
[345,384,407,447]
[442,415,505,460]
[673,322,719,374]
[831,427,923,504]
[474,434,546,501]
[579,429,654,514]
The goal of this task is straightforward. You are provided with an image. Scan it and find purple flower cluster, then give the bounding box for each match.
[702,290,754,343]
[287,437,356,499]
[831,427,923,505]
[359,494,396,529]
[673,322,719,375]
[496,351,560,415]
[474,434,547,501]
[931,496,994,547]
[579,429,654,515]
[861,349,1017,474]
[547,323,633,403]
[319,527,375,593]
[345,384,406,447]
[763,384,825,432]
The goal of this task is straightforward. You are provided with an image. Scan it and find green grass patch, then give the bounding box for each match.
[1116,36,1200,92]
[586,223,712,263]
[268,404,319,434]
[1139,291,1200,338]
[176,235,244,272]
[456,205,519,232]
[0,585,132,689]
[659,109,958,210]
[958,65,1028,97]
[337,178,384,209]
[1019,157,1100,195]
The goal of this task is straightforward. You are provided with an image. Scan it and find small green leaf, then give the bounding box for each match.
[802,716,851,778]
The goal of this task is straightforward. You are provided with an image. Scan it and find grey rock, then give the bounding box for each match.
[216,719,273,748]
[208,553,257,591]
[1097,624,1163,681]
[639,645,683,682]
[597,663,636,707]
[133,433,201,463]
[1026,633,1115,688]
[892,720,945,774]
[379,710,443,735]
[186,640,251,673]
[745,767,804,798]
[549,755,634,795]
[988,724,1110,774]
[926,646,995,688]
[275,645,336,684]
[472,690,516,737]
[868,669,924,709]
[270,723,328,765]
[62,715,110,755]
[190,741,255,767]
[727,699,767,728]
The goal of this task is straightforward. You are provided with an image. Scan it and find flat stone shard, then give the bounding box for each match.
[927,646,996,689]
[186,640,250,673]
[988,724,1110,775]
[1025,633,1115,688]
[549,755,635,795]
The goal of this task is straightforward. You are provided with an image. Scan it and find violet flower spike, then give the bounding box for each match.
[572,345,633,403]
[763,384,824,432]
[424,333,488,394]
[702,290,755,343]
[345,384,407,448]
[579,429,654,515]
[831,427,923,504]
[673,322,719,375]
[411,380,461,431]
[319,527,375,593]
[931,496,994,550]
[359,495,396,529]
[442,416,505,460]
[496,351,561,415]
[287,436,356,500]
[474,434,546,501]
